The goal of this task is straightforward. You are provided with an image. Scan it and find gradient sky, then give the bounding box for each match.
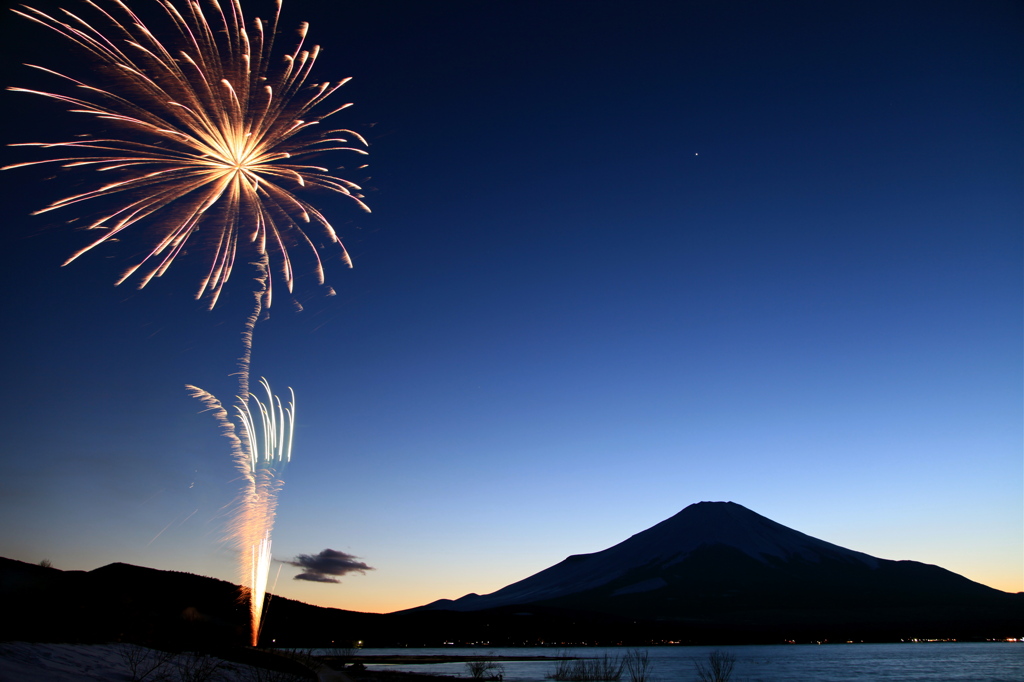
[0,0,1020,614]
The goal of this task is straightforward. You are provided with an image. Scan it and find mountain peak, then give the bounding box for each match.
[420,501,880,612]
[612,500,877,569]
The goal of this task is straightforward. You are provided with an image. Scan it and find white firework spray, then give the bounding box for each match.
[188,378,295,645]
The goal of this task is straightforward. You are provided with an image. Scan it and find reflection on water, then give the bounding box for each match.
[337,643,1022,682]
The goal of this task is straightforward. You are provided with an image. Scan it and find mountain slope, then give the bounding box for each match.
[419,501,1019,626]
[3,502,1019,646]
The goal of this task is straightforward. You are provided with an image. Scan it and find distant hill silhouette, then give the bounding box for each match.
[0,556,376,648]
[2,503,1020,646]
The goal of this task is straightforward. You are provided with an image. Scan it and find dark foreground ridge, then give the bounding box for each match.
[2,503,1021,646]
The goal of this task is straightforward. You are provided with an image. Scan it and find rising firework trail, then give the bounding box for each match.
[188,378,295,644]
[7,0,369,645]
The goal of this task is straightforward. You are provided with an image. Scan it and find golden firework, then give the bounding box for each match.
[6,0,369,308]
[7,0,368,646]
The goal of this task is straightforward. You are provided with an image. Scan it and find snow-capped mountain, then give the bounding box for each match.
[418,501,1016,621]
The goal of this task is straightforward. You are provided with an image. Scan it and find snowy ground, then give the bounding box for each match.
[0,642,338,682]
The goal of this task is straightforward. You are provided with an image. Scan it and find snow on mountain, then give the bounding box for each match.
[423,501,880,611]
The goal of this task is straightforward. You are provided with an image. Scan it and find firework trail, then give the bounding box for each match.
[7,0,368,645]
[188,378,294,644]
[5,0,370,309]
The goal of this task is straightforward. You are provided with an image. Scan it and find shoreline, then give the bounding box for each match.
[345,655,574,664]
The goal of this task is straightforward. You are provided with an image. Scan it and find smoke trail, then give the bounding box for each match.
[236,259,269,406]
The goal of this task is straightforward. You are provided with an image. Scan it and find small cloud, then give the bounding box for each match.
[287,548,373,584]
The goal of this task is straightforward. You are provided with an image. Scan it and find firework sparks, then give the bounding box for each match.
[8,0,366,645]
[188,378,294,644]
[6,0,370,309]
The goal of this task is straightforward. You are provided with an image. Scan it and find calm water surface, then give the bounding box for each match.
[351,644,1023,682]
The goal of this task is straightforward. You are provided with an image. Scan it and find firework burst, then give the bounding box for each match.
[7,0,368,646]
[6,0,370,309]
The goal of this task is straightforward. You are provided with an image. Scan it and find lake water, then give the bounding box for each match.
[351,643,1023,682]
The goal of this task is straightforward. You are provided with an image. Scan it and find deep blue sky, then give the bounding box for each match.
[0,0,1020,612]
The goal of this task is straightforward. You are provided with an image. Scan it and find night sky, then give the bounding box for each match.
[0,0,1020,614]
